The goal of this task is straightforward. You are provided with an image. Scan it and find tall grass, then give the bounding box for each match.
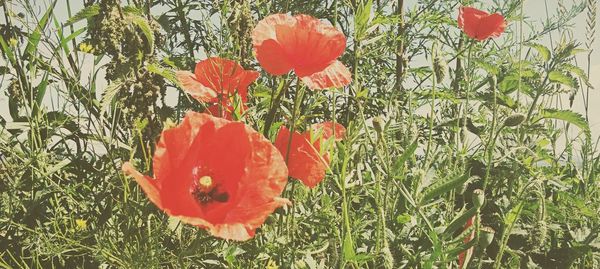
[1,0,599,268]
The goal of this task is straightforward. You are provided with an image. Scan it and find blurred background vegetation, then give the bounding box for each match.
[1,0,599,268]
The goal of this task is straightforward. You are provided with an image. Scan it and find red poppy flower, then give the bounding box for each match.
[252,14,351,90]
[122,112,289,241]
[176,57,259,103]
[274,122,345,188]
[458,7,506,41]
[206,98,248,120]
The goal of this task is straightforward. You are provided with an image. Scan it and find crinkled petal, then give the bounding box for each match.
[273,15,346,77]
[122,162,163,209]
[252,13,296,47]
[275,126,328,188]
[475,13,506,40]
[176,71,218,102]
[458,7,505,41]
[193,57,259,100]
[300,60,351,89]
[255,39,294,75]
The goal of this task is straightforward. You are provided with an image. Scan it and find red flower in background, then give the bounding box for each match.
[458,7,506,41]
[275,122,345,188]
[252,14,351,90]
[176,57,259,118]
[122,112,289,241]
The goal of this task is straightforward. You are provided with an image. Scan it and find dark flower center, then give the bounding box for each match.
[191,175,229,205]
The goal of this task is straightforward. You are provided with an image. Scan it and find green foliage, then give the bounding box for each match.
[1,0,599,268]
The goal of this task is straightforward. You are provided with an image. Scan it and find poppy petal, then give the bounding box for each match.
[122,162,163,209]
[176,71,218,102]
[192,57,259,101]
[252,13,296,47]
[255,39,294,75]
[276,15,346,77]
[476,13,506,40]
[300,60,351,89]
[124,112,289,241]
[458,7,505,41]
[234,70,260,102]
[275,126,328,188]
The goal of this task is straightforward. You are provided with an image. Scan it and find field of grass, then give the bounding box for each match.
[1,0,599,268]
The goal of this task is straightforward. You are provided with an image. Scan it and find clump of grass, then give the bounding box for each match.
[1,0,599,268]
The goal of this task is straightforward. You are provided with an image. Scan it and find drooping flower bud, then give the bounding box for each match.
[472,189,485,208]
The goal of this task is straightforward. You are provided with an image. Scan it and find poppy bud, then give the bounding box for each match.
[373,116,385,134]
[503,113,526,127]
[472,189,485,208]
[478,226,495,249]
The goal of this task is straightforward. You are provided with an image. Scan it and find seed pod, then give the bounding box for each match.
[478,226,495,249]
[433,56,448,83]
[503,113,526,127]
[472,189,485,208]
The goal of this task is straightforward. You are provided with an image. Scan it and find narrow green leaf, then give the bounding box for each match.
[343,231,355,260]
[393,139,418,176]
[24,0,57,61]
[540,109,590,138]
[100,80,124,115]
[548,70,577,88]
[60,27,87,48]
[65,4,100,26]
[526,43,551,62]
[128,15,155,54]
[443,207,478,237]
[563,64,594,88]
[0,34,16,65]
[421,173,470,204]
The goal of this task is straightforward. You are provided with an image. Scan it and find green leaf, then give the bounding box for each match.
[563,64,594,88]
[443,207,478,237]
[147,63,178,86]
[393,139,418,176]
[540,109,590,138]
[60,27,87,48]
[65,4,100,26]
[32,72,49,117]
[24,0,57,61]
[526,43,551,62]
[100,80,124,115]
[342,231,355,261]
[128,15,155,54]
[420,173,470,204]
[0,36,16,65]
[548,70,577,88]
[0,66,9,75]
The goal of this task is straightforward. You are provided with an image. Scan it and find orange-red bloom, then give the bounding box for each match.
[458,7,506,41]
[252,14,351,90]
[275,122,345,188]
[122,112,289,241]
[176,57,259,118]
